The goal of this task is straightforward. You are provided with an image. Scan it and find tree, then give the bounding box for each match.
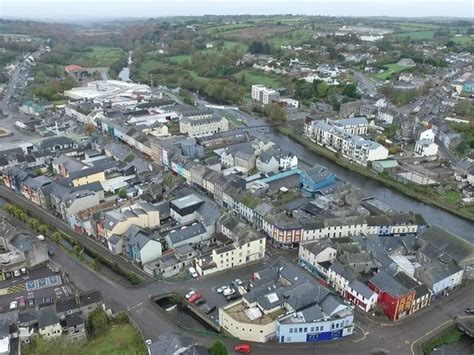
[316,81,328,98]
[53,231,63,244]
[84,123,96,135]
[117,187,128,199]
[87,307,109,335]
[265,103,287,124]
[38,224,48,235]
[210,340,228,355]
[343,83,359,98]
[19,211,27,222]
[28,218,40,231]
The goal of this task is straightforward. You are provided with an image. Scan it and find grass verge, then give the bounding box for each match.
[422,326,463,354]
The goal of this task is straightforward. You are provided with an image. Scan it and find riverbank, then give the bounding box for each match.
[277,125,474,222]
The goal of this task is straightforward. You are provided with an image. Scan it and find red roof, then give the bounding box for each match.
[65,64,83,73]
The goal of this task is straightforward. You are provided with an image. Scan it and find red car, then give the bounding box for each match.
[234,344,251,353]
[188,292,201,303]
[19,297,26,308]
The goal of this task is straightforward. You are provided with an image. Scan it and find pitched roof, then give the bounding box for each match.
[369,270,410,297]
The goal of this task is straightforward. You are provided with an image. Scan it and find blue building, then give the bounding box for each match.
[276,294,354,343]
[299,165,336,197]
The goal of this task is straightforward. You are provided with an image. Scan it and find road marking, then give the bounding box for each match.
[353,324,367,343]
[128,301,144,312]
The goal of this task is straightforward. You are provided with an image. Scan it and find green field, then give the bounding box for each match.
[374,63,412,80]
[241,70,285,88]
[394,22,439,32]
[268,29,315,47]
[76,46,124,67]
[452,36,474,44]
[203,22,255,34]
[167,54,192,64]
[393,30,436,40]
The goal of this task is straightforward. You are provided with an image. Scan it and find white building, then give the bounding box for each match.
[306,118,388,166]
[179,116,229,137]
[345,279,378,312]
[251,84,280,105]
[414,129,438,157]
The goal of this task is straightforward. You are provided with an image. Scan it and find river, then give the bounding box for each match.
[118,51,132,82]
[208,104,474,242]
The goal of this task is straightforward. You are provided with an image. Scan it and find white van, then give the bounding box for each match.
[36,235,45,241]
[188,267,198,278]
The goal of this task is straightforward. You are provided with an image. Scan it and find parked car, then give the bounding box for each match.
[28,298,35,307]
[19,297,26,308]
[188,267,198,278]
[13,270,21,277]
[465,307,474,314]
[195,298,206,306]
[233,278,243,287]
[217,285,229,293]
[223,288,235,296]
[185,290,196,300]
[234,344,251,353]
[188,292,201,304]
[202,304,216,314]
[9,301,18,310]
[226,293,241,302]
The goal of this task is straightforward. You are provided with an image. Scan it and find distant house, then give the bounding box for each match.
[124,225,162,265]
[65,64,83,74]
[38,305,62,339]
[372,160,399,174]
[165,222,208,249]
[256,150,298,174]
[19,101,44,116]
[414,129,438,157]
[346,279,378,312]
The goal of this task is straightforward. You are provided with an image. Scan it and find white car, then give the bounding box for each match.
[223,288,235,296]
[217,285,229,294]
[184,290,196,300]
[9,301,18,310]
[188,267,198,278]
[233,278,243,286]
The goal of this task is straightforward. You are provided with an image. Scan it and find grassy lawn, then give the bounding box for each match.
[393,30,436,40]
[167,54,192,64]
[268,29,315,47]
[76,46,124,67]
[24,323,147,355]
[374,63,411,80]
[202,22,255,34]
[442,189,462,205]
[224,112,246,127]
[241,70,285,88]
[394,23,439,32]
[451,36,474,44]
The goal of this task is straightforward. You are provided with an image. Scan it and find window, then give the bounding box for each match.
[299,328,303,333]
[311,327,314,332]
[289,328,293,333]
[304,327,307,332]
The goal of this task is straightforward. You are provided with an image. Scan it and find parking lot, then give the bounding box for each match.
[0,265,73,312]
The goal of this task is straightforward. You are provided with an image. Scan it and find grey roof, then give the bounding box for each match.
[65,313,84,328]
[38,136,74,149]
[167,223,207,245]
[334,117,368,127]
[348,279,374,299]
[319,294,343,315]
[416,260,462,288]
[68,161,117,180]
[170,194,203,210]
[329,261,354,281]
[302,239,336,257]
[23,175,52,189]
[370,270,409,297]
[38,305,59,328]
[53,154,87,172]
[303,164,332,182]
[108,235,122,246]
[148,332,196,355]
[284,281,330,311]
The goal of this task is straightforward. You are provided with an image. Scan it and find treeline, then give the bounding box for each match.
[188,49,241,78]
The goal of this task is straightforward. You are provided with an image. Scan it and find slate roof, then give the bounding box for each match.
[348,279,374,299]
[369,270,410,297]
[38,136,74,150]
[38,305,59,328]
[167,223,207,245]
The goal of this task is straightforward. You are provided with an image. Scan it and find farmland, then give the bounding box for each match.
[393,30,437,40]
[374,63,412,80]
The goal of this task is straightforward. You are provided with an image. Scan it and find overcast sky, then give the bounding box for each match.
[1,0,473,21]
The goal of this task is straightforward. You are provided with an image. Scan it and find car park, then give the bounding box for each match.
[217,285,229,293]
[188,292,201,304]
[223,288,235,296]
[185,290,196,300]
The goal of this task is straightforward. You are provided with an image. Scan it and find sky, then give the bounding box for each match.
[1,0,473,21]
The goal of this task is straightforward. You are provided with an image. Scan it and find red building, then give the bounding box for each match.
[368,270,415,321]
